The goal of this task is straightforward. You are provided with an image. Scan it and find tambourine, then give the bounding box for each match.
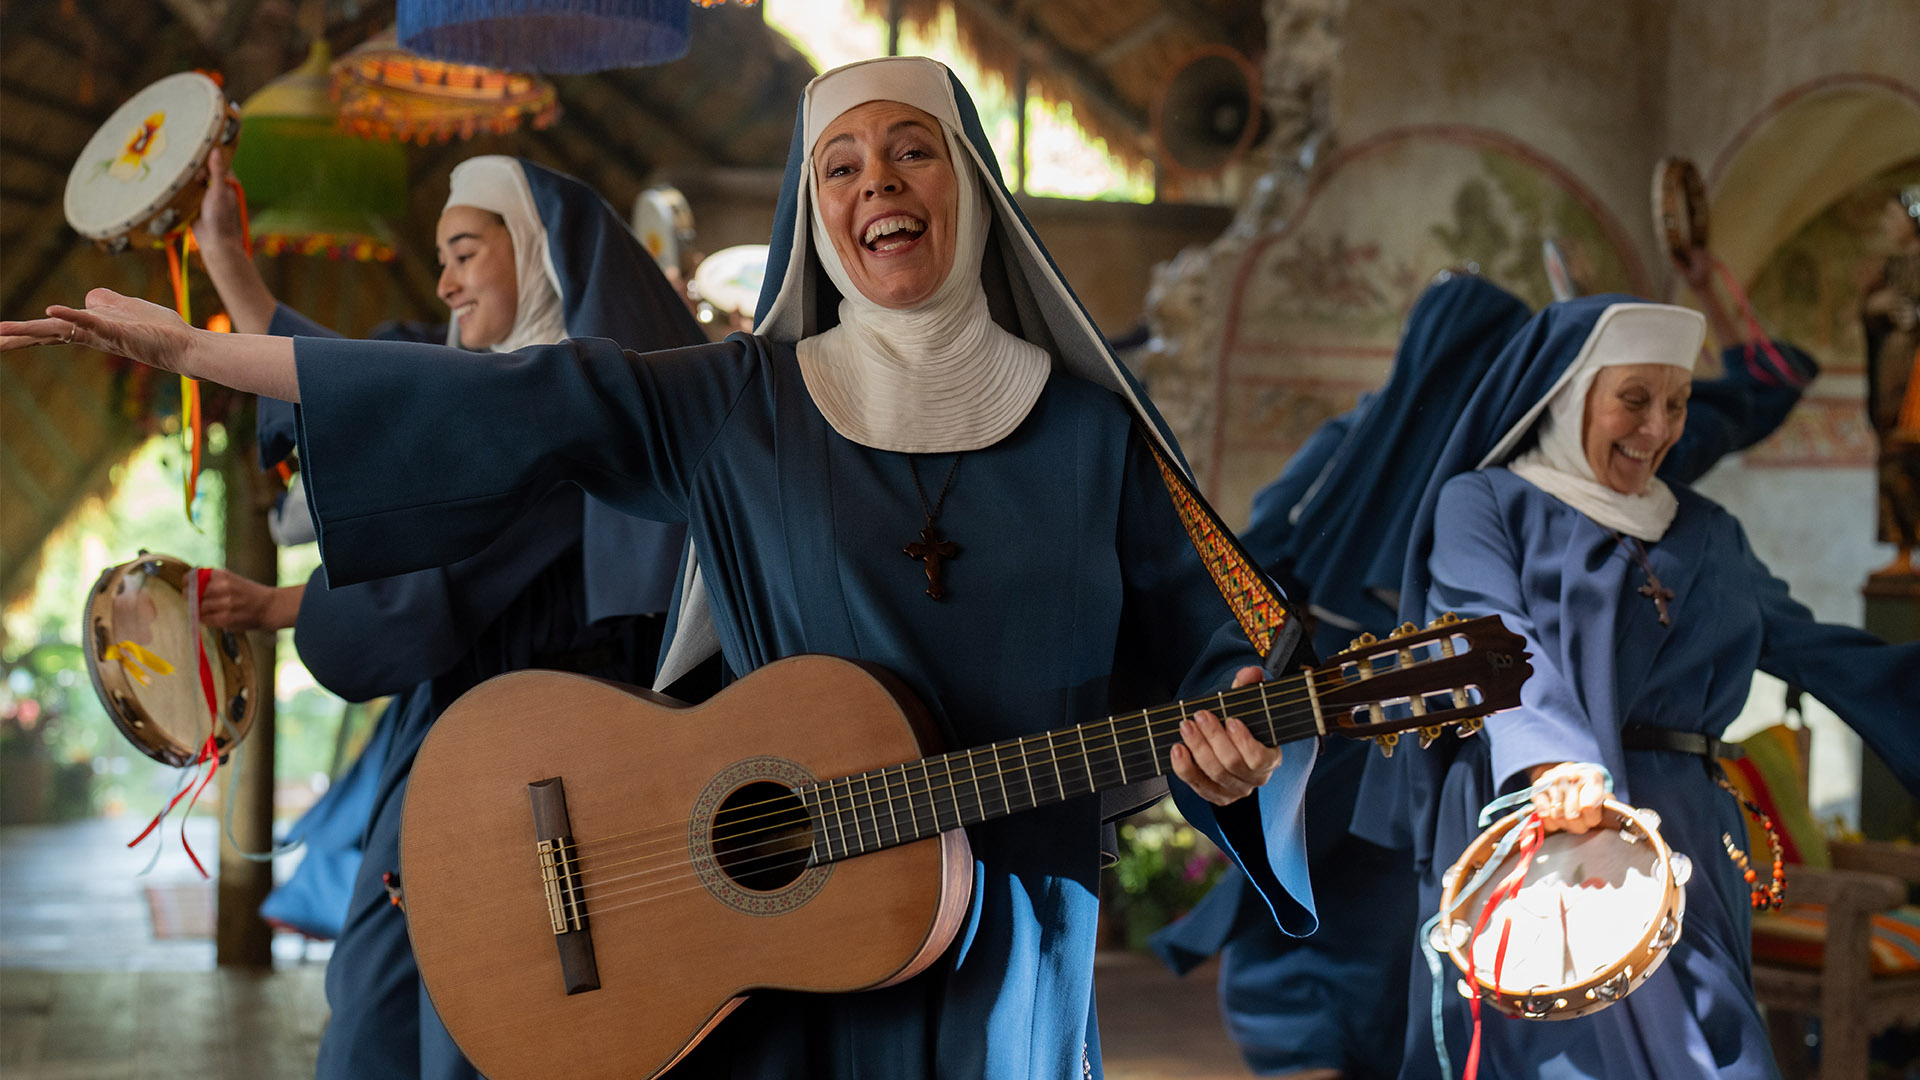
[63,72,241,253]
[1434,799,1691,1020]
[690,243,770,324]
[83,553,260,768]
[1651,156,1709,262]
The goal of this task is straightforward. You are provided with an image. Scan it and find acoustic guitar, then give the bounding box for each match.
[399,614,1529,1079]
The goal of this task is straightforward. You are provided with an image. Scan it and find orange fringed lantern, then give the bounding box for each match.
[331,30,561,145]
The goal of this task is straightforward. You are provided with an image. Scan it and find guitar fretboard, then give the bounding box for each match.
[798,679,1324,865]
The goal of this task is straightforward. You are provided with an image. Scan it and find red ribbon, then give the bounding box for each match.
[124,568,223,878]
[1462,815,1546,1080]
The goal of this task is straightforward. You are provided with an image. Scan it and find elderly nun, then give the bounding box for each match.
[1361,295,1919,1080]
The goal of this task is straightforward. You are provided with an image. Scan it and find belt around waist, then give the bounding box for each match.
[1620,724,1744,761]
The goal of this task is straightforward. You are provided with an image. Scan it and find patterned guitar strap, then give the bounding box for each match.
[1141,427,1314,678]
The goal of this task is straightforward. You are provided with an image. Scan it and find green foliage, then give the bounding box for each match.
[1106,802,1229,951]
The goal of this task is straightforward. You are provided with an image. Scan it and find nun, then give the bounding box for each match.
[6,57,1319,1077]
[192,153,708,1080]
[1153,273,1820,1079]
[1359,295,1919,1080]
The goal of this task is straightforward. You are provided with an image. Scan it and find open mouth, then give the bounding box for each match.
[1615,443,1655,463]
[862,214,926,254]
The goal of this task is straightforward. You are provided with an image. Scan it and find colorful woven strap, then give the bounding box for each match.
[1144,434,1295,660]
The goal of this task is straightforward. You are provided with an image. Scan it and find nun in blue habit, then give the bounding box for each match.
[12,58,1323,1078]
[1354,295,1920,1080]
[1153,276,1821,1079]
[199,156,707,1080]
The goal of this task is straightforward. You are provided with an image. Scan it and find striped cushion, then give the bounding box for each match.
[1718,724,1831,870]
[1750,904,1920,977]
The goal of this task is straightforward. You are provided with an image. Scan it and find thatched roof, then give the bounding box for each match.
[0,0,814,607]
[858,0,1265,169]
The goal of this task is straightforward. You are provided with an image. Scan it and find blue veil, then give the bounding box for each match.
[1252,274,1531,637]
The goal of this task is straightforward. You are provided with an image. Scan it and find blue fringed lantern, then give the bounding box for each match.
[398,0,691,74]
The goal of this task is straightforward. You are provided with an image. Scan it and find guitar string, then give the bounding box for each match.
[567,643,1454,871]
[562,648,1475,897]
[566,673,1340,883]
[564,661,1326,855]
[567,645,1438,860]
[570,669,1486,907]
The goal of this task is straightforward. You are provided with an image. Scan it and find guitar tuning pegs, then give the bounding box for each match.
[1390,622,1419,639]
[1417,725,1446,749]
[1348,631,1379,651]
[1372,732,1400,758]
[1428,612,1463,628]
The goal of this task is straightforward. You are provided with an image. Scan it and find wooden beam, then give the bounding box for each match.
[1094,11,1175,67]
[0,138,71,177]
[0,79,113,127]
[538,94,656,192]
[597,73,732,166]
[154,0,221,48]
[948,0,1149,145]
[216,0,265,53]
[0,364,86,476]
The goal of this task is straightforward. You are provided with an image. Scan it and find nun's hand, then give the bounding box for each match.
[1172,666,1281,806]
[198,569,303,632]
[196,147,246,259]
[1526,762,1608,834]
[0,289,197,371]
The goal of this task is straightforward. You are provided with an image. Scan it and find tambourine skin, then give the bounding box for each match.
[1652,157,1710,262]
[1436,799,1688,1021]
[63,72,241,253]
[83,554,260,768]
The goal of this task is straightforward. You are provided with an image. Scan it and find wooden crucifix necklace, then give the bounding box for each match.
[904,454,963,600]
[1611,531,1674,626]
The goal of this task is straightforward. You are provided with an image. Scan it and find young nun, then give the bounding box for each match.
[192,154,707,1080]
[4,57,1318,1078]
[1364,295,1919,1080]
[1155,273,1820,1080]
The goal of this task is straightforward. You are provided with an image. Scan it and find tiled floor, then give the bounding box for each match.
[1,818,1251,1078]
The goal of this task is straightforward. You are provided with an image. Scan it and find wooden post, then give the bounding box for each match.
[216,401,277,968]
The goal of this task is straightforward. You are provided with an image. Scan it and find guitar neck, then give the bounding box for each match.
[800,676,1324,866]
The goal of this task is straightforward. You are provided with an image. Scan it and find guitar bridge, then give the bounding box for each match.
[529,777,600,995]
[537,836,587,934]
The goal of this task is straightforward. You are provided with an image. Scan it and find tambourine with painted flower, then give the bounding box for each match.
[62,71,241,253]
[83,553,259,767]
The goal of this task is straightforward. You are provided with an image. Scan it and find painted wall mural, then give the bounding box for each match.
[1739,158,1920,470]
[1205,127,1641,520]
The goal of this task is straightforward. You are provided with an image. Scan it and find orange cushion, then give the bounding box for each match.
[1751,904,1920,977]
[1718,724,1831,870]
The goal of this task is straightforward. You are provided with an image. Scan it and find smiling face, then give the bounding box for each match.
[812,100,959,309]
[436,205,518,348]
[1582,363,1690,494]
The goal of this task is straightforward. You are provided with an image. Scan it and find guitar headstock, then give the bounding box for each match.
[1313,613,1530,756]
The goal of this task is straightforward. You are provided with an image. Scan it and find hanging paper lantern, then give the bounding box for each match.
[231,42,410,261]
[332,29,561,144]
[398,0,690,74]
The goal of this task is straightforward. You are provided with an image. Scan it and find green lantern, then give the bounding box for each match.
[231,42,409,261]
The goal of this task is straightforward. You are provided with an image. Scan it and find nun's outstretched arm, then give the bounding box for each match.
[0,289,299,401]
[294,333,754,588]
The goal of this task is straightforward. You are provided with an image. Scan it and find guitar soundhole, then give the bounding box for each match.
[711,782,814,893]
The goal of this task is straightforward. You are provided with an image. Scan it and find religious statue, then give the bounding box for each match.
[1862,187,1920,576]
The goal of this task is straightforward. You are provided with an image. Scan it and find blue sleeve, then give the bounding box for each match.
[1239,408,1357,575]
[1425,473,1605,792]
[292,487,585,702]
[257,305,347,468]
[1662,341,1818,485]
[1116,433,1318,938]
[292,334,758,587]
[1732,520,1920,792]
